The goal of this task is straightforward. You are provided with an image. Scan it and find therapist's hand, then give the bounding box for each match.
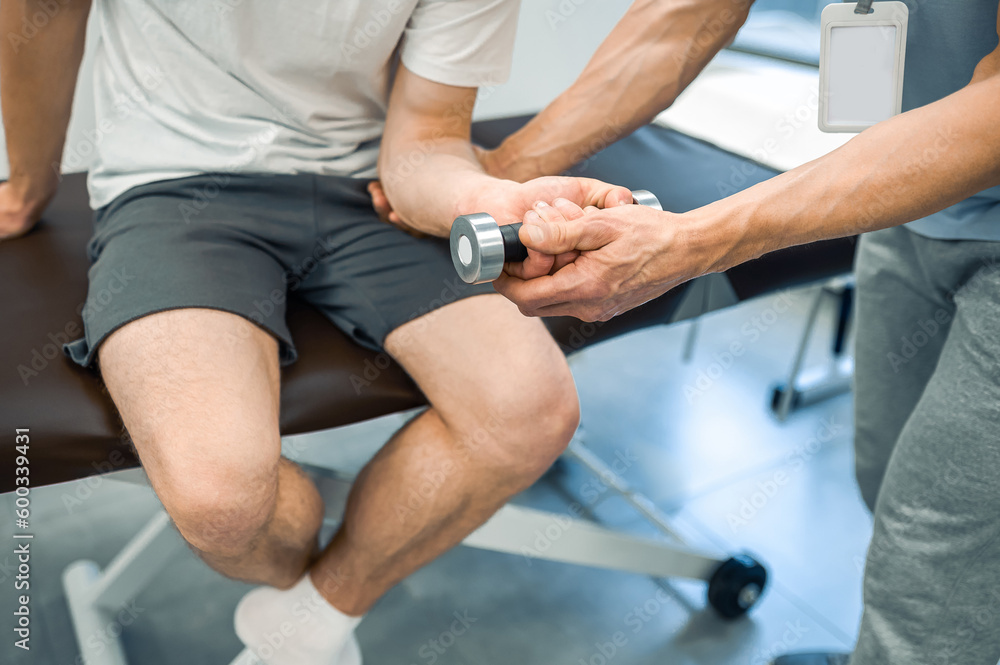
[494,198,719,321]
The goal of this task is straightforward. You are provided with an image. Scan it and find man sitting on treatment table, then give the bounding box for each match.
[0,1,638,662]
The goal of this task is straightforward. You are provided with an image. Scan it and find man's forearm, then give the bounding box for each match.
[694,68,1000,275]
[378,136,508,237]
[377,65,516,237]
[378,66,636,240]
[1,0,91,204]
[488,0,751,181]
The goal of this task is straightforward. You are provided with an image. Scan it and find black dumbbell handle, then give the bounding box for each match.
[499,223,529,262]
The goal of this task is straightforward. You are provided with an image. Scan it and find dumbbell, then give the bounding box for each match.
[450,190,662,284]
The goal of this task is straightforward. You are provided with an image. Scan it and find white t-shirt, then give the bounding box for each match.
[83,0,520,209]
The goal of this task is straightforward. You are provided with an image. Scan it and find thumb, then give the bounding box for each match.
[519,215,611,254]
[604,186,633,208]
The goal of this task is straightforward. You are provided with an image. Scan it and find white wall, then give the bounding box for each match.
[474,0,633,119]
[0,0,631,179]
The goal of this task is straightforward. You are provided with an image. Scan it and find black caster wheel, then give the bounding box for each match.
[770,383,801,413]
[707,554,767,619]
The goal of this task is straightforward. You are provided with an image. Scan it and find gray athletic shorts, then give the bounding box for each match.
[64,173,494,367]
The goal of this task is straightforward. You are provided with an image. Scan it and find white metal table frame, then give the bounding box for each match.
[60,437,725,665]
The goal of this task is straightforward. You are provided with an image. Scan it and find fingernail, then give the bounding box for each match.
[534,200,549,208]
[525,225,545,244]
[524,211,542,224]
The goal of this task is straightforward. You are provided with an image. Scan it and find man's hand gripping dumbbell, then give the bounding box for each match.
[450,190,662,284]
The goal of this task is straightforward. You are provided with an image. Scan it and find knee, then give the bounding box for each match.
[468,364,580,483]
[535,373,582,455]
[168,478,277,558]
[154,448,280,558]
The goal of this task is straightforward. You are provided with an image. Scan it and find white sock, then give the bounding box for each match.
[234,573,363,665]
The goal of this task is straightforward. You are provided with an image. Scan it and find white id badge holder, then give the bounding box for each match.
[818,0,908,132]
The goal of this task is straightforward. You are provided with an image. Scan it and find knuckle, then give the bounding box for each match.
[551,224,570,247]
[594,220,616,241]
[580,281,606,301]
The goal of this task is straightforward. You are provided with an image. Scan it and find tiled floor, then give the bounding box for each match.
[2,283,871,665]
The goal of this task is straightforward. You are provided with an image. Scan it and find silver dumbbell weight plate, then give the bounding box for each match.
[451,212,507,285]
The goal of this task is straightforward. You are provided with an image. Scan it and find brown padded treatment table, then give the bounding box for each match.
[0,117,856,493]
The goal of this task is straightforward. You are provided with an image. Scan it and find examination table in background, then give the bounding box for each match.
[0,117,856,665]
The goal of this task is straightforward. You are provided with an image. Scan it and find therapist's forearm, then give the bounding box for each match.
[690,69,1000,275]
[0,0,91,205]
[486,0,751,182]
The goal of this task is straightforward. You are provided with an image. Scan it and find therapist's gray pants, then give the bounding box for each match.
[851,225,1000,665]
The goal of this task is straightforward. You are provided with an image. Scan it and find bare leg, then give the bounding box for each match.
[310,294,580,615]
[99,296,579,613]
[99,308,323,588]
